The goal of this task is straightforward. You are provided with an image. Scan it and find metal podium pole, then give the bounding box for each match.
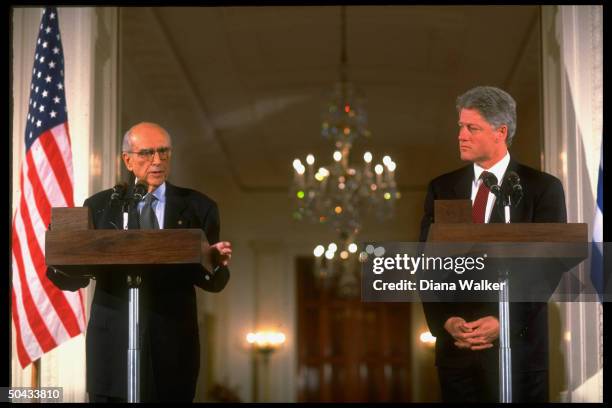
[499,269,511,403]
[124,206,141,403]
[127,275,141,403]
[499,203,512,402]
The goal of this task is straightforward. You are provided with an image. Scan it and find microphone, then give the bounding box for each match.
[503,171,523,206]
[110,182,128,204]
[481,172,502,198]
[132,181,148,203]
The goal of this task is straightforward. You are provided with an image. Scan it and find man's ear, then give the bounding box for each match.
[497,125,508,144]
[122,152,133,171]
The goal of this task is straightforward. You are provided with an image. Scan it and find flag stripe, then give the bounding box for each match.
[15,196,70,345]
[33,130,85,333]
[11,245,43,362]
[51,124,74,191]
[30,136,68,208]
[77,287,86,330]
[39,129,74,206]
[25,152,53,227]
[21,160,46,259]
[11,288,35,367]
[22,154,82,339]
[11,222,57,352]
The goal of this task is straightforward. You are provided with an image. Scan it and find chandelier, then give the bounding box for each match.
[290,6,400,278]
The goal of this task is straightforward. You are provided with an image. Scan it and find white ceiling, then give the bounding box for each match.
[120,5,541,198]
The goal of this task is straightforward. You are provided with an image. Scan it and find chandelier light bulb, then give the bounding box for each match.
[363,151,373,163]
[340,251,349,260]
[328,242,338,252]
[333,151,342,162]
[314,245,325,257]
[387,161,397,172]
[293,159,306,174]
[319,167,330,177]
[382,155,392,166]
[348,243,358,253]
[325,251,334,260]
[375,164,384,175]
[306,154,315,165]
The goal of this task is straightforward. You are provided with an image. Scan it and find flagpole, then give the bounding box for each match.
[31,358,41,402]
[31,359,40,388]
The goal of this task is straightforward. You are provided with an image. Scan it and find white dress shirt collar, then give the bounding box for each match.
[473,152,511,186]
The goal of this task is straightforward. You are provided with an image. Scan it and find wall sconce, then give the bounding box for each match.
[246,330,286,402]
[246,331,286,354]
[419,331,436,348]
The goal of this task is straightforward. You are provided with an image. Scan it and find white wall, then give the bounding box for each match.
[11,6,118,402]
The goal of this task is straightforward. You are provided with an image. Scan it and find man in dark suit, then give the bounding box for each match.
[48,122,232,402]
[419,86,566,402]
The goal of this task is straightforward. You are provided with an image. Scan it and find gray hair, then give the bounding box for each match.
[456,86,517,146]
[121,123,173,152]
[121,129,133,152]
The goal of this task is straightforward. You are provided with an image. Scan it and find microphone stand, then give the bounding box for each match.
[499,194,512,403]
[125,185,145,403]
[498,188,517,402]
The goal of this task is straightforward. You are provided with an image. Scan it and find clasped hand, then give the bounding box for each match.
[444,316,499,351]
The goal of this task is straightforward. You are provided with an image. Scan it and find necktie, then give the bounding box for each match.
[140,193,159,229]
[472,172,491,224]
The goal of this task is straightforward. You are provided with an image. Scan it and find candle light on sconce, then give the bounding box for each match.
[246,330,286,402]
[419,331,436,348]
[246,331,286,353]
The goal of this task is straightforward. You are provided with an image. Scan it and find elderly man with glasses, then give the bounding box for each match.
[48,122,232,402]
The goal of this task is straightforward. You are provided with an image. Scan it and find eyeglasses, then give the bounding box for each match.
[127,147,172,161]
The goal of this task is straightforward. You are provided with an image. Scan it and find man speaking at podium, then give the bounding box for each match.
[419,86,566,402]
[48,122,232,402]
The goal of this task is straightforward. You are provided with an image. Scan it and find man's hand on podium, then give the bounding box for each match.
[210,241,232,267]
[201,240,233,273]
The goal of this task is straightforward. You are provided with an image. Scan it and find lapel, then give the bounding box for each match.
[163,182,190,229]
[452,165,473,199]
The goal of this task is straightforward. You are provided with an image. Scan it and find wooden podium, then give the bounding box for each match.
[427,200,588,403]
[45,207,212,403]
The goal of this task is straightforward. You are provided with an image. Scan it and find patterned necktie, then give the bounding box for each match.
[472,171,491,224]
[140,193,159,229]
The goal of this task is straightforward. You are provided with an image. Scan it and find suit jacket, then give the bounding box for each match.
[419,158,567,372]
[47,182,230,401]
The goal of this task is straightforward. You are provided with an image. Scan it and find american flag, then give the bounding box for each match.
[11,7,86,368]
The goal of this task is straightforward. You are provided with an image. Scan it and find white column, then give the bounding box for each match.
[540,5,602,403]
